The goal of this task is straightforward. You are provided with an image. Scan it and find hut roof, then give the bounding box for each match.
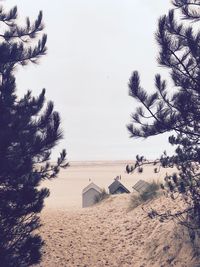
[132,180,150,193]
[82,182,102,195]
[108,180,130,194]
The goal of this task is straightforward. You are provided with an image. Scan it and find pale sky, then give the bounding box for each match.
[4,1,174,161]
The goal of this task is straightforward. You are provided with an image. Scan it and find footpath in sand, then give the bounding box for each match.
[36,194,199,267]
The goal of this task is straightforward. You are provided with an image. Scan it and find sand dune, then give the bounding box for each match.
[36,194,198,267]
[35,161,199,266]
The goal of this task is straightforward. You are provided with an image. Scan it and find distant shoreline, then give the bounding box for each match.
[68,160,134,167]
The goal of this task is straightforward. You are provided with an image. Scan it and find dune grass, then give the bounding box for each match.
[95,188,110,203]
[129,180,161,210]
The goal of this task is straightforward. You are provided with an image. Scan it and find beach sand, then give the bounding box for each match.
[35,161,199,267]
[41,161,174,209]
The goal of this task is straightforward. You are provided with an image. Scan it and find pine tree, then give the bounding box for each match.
[0,6,67,266]
[127,0,200,231]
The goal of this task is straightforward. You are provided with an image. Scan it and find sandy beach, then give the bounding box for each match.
[35,161,199,267]
[41,161,174,209]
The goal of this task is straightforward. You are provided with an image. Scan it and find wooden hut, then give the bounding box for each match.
[132,180,150,193]
[108,180,130,195]
[82,182,102,208]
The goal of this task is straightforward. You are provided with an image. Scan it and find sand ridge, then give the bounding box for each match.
[35,194,198,267]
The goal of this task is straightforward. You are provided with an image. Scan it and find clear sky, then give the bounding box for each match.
[4,0,174,161]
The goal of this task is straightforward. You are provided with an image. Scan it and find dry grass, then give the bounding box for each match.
[129,180,161,210]
[94,188,110,203]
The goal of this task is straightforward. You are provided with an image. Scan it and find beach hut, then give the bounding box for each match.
[108,180,130,195]
[82,182,102,208]
[132,180,150,193]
